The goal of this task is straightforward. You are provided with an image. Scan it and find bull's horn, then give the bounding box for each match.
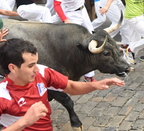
[88,36,108,54]
[104,11,123,33]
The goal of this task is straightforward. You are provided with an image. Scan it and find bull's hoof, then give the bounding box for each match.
[72,125,84,131]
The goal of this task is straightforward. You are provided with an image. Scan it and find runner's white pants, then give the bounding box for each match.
[127,15,144,55]
[65,6,94,33]
[17,3,52,23]
[45,0,55,15]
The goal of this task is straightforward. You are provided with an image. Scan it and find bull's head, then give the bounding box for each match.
[87,12,130,77]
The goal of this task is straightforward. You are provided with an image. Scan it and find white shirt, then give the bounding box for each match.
[55,0,84,11]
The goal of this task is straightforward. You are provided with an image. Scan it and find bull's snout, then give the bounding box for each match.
[117,66,132,77]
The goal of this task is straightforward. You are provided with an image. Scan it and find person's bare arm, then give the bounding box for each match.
[63,77,125,95]
[54,0,72,23]
[0,9,19,16]
[99,0,114,14]
[1,101,48,131]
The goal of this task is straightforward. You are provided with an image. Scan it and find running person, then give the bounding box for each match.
[123,0,144,63]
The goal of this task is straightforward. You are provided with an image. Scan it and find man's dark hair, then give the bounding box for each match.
[0,38,37,75]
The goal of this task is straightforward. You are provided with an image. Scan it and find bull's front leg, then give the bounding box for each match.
[48,90,83,131]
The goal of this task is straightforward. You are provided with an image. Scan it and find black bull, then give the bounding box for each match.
[1,18,130,130]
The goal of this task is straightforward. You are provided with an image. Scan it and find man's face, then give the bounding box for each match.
[14,52,39,86]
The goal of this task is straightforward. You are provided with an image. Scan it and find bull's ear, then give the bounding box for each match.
[77,43,88,51]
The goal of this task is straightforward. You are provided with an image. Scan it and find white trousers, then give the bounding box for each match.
[92,1,106,29]
[127,15,144,55]
[52,6,94,33]
[17,3,52,23]
[65,6,94,33]
[45,0,55,15]
[7,0,15,10]
[92,0,127,38]
[0,0,15,18]
[84,71,95,77]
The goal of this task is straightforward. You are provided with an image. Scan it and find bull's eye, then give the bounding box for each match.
[103,50,110,56]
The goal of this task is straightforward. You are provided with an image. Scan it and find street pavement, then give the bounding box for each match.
[1,12,144,131]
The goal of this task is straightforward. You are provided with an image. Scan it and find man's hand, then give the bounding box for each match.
[20,101,48,127]
[2,101,48,131]
[0,28,9,42]
[94,77,125,90]
[64,19,72,23]
[99,6,109,14]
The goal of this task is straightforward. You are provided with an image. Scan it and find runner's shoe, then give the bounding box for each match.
[84,76,97,82]
[139,56,144,62]
[123,48,136,65]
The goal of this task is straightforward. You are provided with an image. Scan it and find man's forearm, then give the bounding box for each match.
[64,78,125,95]
[0,10,19,16]
[105,0,114,9]
[99,0,114,14]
